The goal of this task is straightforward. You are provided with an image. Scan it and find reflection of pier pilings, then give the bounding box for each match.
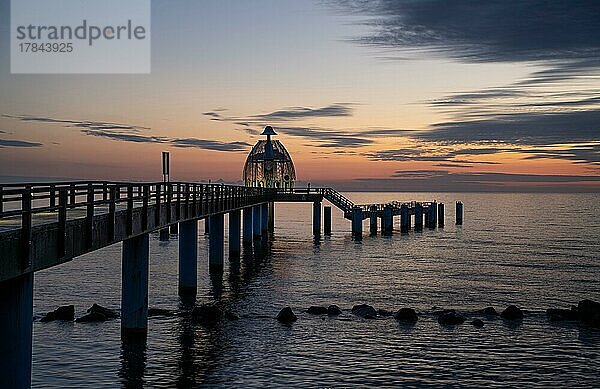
[119,334,147,388]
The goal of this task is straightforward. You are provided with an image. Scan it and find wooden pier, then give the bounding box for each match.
[0,180,461,387]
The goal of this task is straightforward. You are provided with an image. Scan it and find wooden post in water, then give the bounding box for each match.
[382,205,393,236]
[268,202,275,233]
[0,273,33,388]
[243,207,253,247]
[178,220,198,296]
[313,201,321,237]
[438,203,445,227]
[456,201,463,225]
[369,205,378,236]
[229,210,241,257]
[208,213,224,273]
[324,206,332,235]
[400,204,410,233]
[414,203,423,231]
[252,205,262,241]
[352,207,363,241]
[261,203,269,236]
[121,233,149,337]
[204,218,210,235]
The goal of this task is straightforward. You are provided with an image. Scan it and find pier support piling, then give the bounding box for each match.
[438,203,445,227]
[456,201,463,225]
[268,202,275,233]
[400,204,409,233]
[415,204,424,231]
[229,210,241,257]
[369,205,378,236]
[0,273,33,388]
[121,233,149,336]
[324,206,332,235]
[261,203,269,236]
[313,201,321,237]
[352,207,363,241]
[243,207,253,247]
[382,206,393,236]
[209,214,224,273]
[178,220,198,296]
[252,205,262,240]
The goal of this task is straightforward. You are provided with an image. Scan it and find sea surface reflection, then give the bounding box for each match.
[32,193,600,387]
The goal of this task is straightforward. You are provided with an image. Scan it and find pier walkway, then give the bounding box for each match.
[0,180,460,387]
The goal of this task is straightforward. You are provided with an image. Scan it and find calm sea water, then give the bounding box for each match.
[31,192,600,387]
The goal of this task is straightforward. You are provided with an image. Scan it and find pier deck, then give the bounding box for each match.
[0,180,458,387]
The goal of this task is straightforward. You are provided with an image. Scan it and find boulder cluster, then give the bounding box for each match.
[275,299,600,329]
[39,303,174,323]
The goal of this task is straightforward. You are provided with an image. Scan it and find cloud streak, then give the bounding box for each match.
[351,170,600,192]
[0,138,43,148]
[5,114,251,152]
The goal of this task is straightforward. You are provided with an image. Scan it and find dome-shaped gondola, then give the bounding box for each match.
[243,126,296,189]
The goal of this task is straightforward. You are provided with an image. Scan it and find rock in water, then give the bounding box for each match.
[192,303,222,325]
[438,311,466,325]
[351,304,377,319]
[307,306,328,315]
[148,308,174,317]
[471,319,485,328]
[395,308,418,322]
[501,305,523,321]
[276,306,297,323]
[578,299,600,327]
[76,311,108,322]
[546,308,578,321]
[482,307,499,316]
[327,305,342,315]
[87,303,119,319]
[40,305,75,322]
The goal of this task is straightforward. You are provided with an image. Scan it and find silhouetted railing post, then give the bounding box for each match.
[69,183,76,206]
[126,185,134,236]
[49,184,56,208]
[109,185,116,241]
[21,186,32,270]
[58,189,67,257]
[86,183,94,248]
[142,185,149,230]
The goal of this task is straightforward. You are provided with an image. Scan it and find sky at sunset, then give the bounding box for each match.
[1,0,599,191]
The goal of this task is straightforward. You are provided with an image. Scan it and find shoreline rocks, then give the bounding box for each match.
[578,299,600,327]
[327,305,342,315]
[437,310,466,325]
[395,308,418,322]
[351,304,377,319]
[88,303,119,319]
[471,319,485,328]
[482,307,499,316]
[76,311,109,322]
[276,306,297,324]
[40,305,74,322]
[501,305,523,321]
